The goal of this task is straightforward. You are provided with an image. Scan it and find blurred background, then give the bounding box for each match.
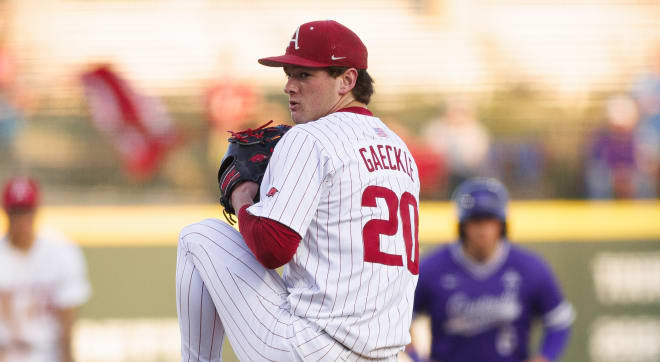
[0,0,659,361]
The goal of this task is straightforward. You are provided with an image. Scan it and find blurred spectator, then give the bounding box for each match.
[634,118,660,198]
[632,46,660,121]
[205,78,257,132]
[586,95,639,199]
[631,46,660,198]
[204,78,260,169]
[423,98,490,194]
[0,93,22,172]
[388,119,447,198]
[0,48,24,180]
[411,143,447,198]
[0,177,90,362]
[487,140,546,198]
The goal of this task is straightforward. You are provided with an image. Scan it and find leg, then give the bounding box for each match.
[175,218,299,362]
[177,254,224,362]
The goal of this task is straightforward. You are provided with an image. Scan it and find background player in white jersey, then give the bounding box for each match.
[0,177,91,362]
[176,20,421,361]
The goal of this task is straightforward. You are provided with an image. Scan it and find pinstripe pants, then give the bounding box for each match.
[175,218,361,362]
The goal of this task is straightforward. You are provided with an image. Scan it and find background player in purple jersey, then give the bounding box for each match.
[408,178,575,362]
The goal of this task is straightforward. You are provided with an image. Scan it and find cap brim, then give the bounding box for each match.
[465,210,503,221]
[258,54,332,68]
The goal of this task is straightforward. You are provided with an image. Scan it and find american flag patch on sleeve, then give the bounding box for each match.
[373,128,388,138]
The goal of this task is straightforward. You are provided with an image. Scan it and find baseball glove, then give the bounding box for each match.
[217,120,291,224]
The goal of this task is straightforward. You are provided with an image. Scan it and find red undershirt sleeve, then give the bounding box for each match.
[238,205,302,269]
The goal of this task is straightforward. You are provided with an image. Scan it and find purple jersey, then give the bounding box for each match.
[590,128,636,170]
[414,242,574,362]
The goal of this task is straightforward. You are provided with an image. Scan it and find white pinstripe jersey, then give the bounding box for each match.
[246,109,420,359]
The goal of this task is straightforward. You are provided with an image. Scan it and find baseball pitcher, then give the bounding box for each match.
[175,20,420,361]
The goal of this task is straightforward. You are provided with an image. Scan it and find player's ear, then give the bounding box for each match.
[338,68,358,96]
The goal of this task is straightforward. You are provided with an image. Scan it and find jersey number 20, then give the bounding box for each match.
[361,185,419,275]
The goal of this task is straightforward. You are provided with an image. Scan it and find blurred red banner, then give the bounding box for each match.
[81,65,179,180]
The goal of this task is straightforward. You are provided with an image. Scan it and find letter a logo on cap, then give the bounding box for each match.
[289,26,301,50]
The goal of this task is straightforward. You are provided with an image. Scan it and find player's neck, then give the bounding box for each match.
[462,240,500,263]
[8,234,36,253]
[326,94,366,116]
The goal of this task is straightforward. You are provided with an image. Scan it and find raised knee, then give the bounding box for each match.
[179,218,243,250]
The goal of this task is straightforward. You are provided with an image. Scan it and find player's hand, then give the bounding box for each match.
[230,181,259,214]
[524,356,550,362]
[217,122,291,222]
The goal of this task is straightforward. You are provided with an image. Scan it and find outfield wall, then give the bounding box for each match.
[3,201,657,246]
[4,202,657,361]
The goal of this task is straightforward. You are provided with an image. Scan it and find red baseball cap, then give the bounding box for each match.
[259,20,368,70]
[2,177,40,212]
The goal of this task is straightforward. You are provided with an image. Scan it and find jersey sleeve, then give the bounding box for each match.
[53,244,92,309]
[531,256,575,330]
[247,127,333,237]
[238,205,301,269]
[529,255,574,360]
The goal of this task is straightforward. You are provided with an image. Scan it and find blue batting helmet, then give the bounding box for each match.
[453,177,509,222]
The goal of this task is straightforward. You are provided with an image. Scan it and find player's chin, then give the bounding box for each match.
[290,111,310,124]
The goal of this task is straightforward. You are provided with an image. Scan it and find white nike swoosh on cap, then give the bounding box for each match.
[331,55,347,60]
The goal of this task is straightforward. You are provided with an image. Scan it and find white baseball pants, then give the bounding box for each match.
[175,218,364,362]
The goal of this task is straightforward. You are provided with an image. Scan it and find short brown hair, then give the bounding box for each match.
[326,67,374,105]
